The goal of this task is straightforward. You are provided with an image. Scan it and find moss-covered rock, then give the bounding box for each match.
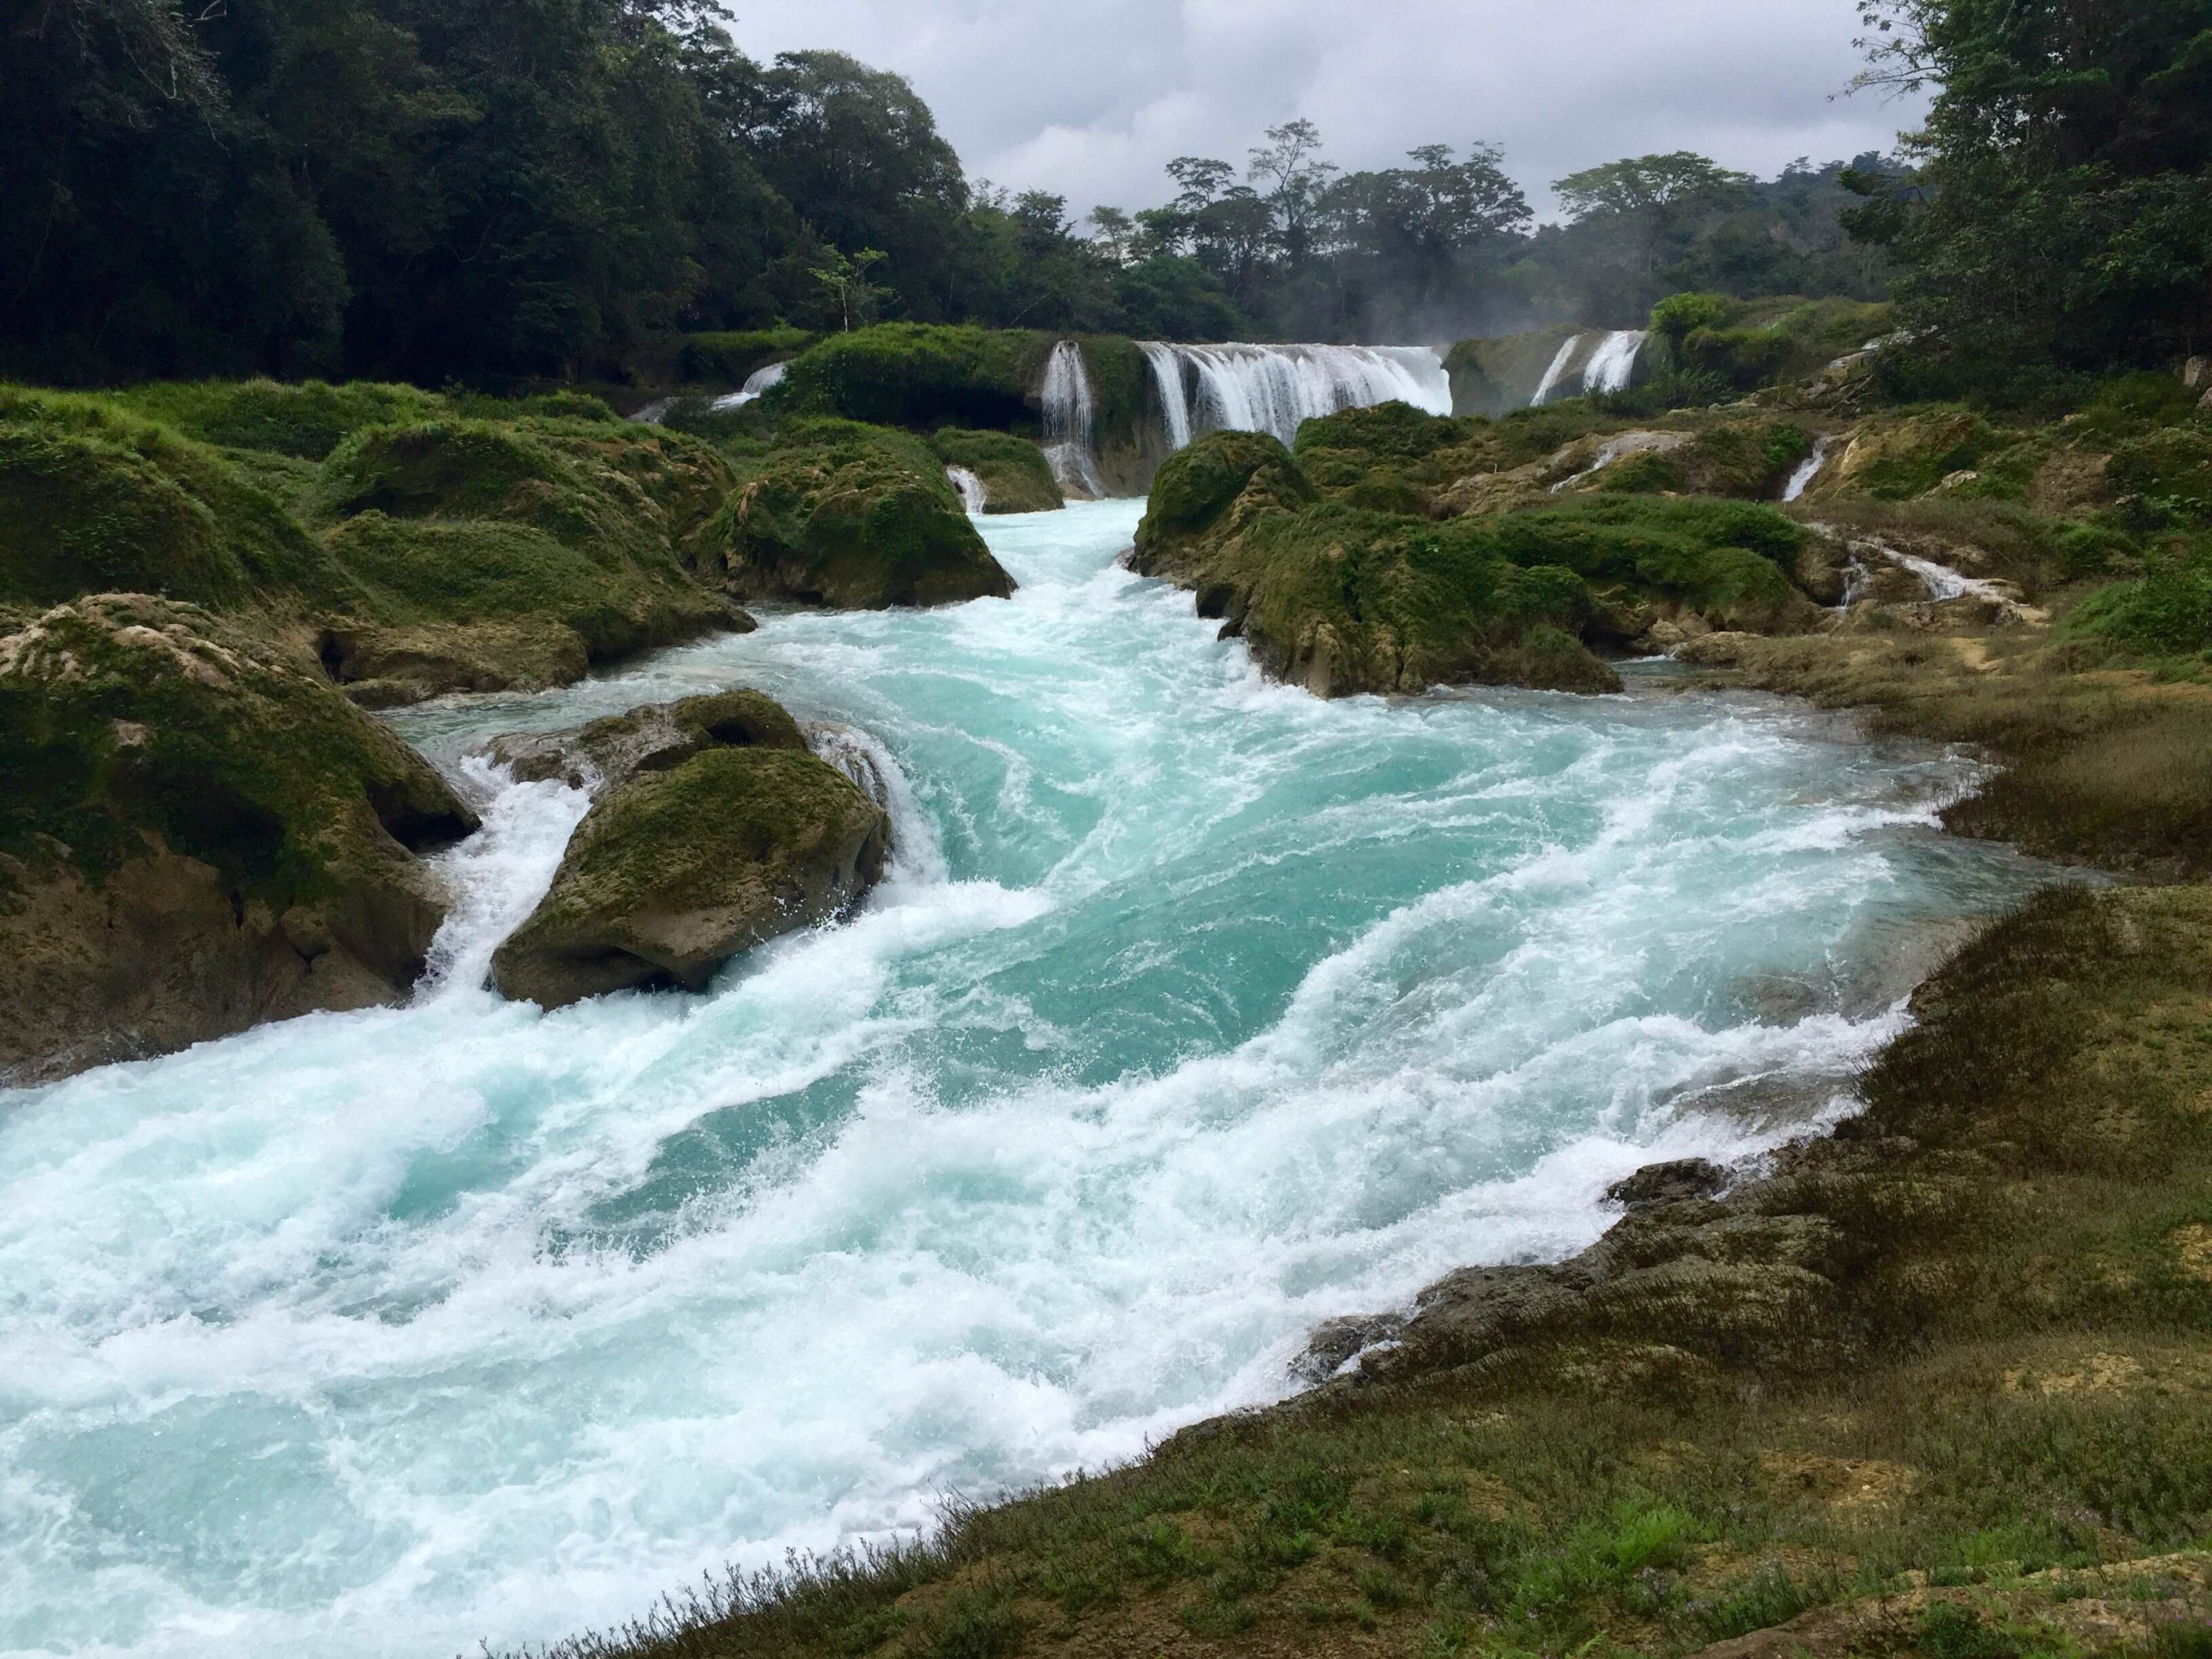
[1,388,755,705]
[0,390,354,611]
[697,421,1015,607]
[1133,430,1816,697]
[108,378,449,460]
[779,324,1048,431]
[310,418,750,701]
[484,689,809,790]
[0,595,476,1082]
[491,742,888,1009]
[927,429,1063,513]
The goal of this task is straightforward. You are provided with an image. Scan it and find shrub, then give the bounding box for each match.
[2067,539,2212,656]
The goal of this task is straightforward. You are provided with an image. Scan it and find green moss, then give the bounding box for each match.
[779,324,1049,431]
[522,747,874,930]
[0,391,350,610]
[1141,430,1317,541]
[108,379,449,459]
[324,514,727,663]
[1295,403,1475,467]
[0,595,465,903]
[928,429,1063,514]
[1136,434,1814,696]
[699,420,1014,607]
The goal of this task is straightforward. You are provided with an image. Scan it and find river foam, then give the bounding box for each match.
[0,501,2047,1658]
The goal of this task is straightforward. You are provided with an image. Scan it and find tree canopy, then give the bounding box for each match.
[1845,0,2212,391]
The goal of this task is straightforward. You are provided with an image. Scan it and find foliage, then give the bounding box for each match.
[1846,0,2212,392]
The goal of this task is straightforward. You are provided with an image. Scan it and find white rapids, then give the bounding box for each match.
[0,500,2053,1659]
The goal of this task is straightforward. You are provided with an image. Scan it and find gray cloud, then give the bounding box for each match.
[729,0,1928,220]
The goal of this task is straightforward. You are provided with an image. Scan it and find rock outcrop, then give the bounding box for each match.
[0,596,478,1083]
[490,704,889,1010]
[483,689,809,790]
[1131,428,1821,699]
[696,421,1017,607]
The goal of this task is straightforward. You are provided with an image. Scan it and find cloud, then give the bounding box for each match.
[728,0,1927,220]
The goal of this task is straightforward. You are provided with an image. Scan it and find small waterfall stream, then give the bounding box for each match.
[1530,330,1650,407]
[945,466,989,514]
[710,361,789,413]
[1040,342,1109,499]
[1783,436,1832,504]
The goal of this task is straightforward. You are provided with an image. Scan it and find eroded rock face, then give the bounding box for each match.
[0,596,477,1082]
[483,689,810,790]
[491,740,889,1010]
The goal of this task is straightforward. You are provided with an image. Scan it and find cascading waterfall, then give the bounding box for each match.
[1141,342,1196,451]
[1040,341,1109,499]
[1049,340,1450,496]
[1164,343,1452,449]
[945,466,989,514]
[1530,329,1650,407]
[1782,436,1832,504]
[1530,337,1582,407]
[712,361,789,413]
[1581,330,1647,395]
[630,361,789,426]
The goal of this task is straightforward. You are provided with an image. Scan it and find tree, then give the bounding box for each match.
[1086,207,1135,265]
[1553,152,1755,274]
[1246,118,1339,269]
[1845,0,2212,381]
[811,247,890,331]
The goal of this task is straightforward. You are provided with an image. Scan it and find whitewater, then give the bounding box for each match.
[0,499,2049,1658]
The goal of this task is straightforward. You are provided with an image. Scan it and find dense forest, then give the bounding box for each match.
[5,0,1891,386]
[5,0,2208,397]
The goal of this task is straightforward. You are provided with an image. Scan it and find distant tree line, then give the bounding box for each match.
[16,0,2196,392]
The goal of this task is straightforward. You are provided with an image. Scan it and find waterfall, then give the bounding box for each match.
[1142,342,1195,451]
[1530,330,1649,407]
[1530,337,1582,407]
[1044,340,1450,492]
[711,361,789,413]
[945,466,989,514]
[1139,343,1450,451]
[1041,342,1108,499]
[1782,435,1830,504]
[1580,330,1647,396]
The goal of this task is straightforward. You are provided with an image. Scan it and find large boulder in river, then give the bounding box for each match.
[695,420,1015,607]
[491,741,889,1010]
[483,689,809,790]
[0,595,478,1082]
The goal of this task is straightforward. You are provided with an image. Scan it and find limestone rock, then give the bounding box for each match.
[491,745,889,1010]
[697,426,1016,607]
[1606,1158,1731,1211]
[484,689,808,790]
[0,595,477,1082]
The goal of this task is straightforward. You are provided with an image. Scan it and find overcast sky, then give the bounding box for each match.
[727,0,1927,222]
